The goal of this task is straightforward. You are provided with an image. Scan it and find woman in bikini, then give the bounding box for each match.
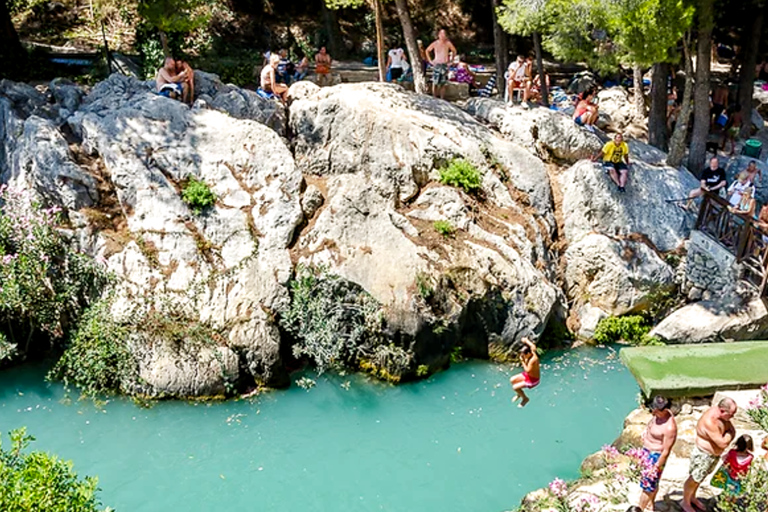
[510,337,540,408]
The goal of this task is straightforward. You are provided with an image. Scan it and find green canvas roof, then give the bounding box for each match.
[619,342,768,398]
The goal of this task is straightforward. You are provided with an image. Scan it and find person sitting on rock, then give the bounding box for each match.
[687,156,727,209]
[156,57,189,102]
[594,133,630,193]
[294,54,310,82]
[174,58,195,105]
[509,337,539,408]
[528,73,550,104]
[276,49,294,85]
[260,53,288,103]
[573,90,599,131]
[315,47,332,87]
[451,55,480,92]
[745,159,762,186]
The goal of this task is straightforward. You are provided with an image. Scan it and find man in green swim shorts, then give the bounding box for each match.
[426,29,457,100]
[682,398,736,512]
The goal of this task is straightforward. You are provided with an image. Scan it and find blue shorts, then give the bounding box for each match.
[640,448,662,493]
[158,83,183,97]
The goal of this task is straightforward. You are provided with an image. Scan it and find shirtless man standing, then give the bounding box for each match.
[426,29,457,100]
[638,396,678,511]
[682,398,736,512]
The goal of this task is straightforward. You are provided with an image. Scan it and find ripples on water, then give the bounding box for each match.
[0,346,638,512]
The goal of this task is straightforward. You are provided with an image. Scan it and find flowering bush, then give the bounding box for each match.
[0,186,108,360]
[625,447,660,484]
[746,383,768,433]
[716,464,768,512]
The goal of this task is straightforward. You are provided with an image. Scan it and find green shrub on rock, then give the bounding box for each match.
[182,176,217,214]
[438,158,482,193]
[592,315,661,346]
[49,299,134,397]
[433,220,456,237]
[0,186,108,352]
[0,427,111,512]
[280,265,385,375]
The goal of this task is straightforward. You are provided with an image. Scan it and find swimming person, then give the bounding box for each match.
[510,337,540,408]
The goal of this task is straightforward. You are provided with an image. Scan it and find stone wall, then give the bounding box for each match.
[682,230,739,301]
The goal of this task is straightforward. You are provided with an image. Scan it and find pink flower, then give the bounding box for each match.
[2,254,16,265]
[549,477,568,499]
[602,444,620,457]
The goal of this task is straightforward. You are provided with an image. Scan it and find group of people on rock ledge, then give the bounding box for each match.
[625,396,766,512]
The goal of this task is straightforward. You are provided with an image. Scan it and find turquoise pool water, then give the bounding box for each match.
[0,347,638,512]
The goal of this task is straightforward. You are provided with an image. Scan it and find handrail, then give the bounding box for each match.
[694,192,768,296]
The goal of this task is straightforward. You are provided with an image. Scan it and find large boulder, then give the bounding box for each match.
[289,83,562,362]
[559,159,698,332]
[0,92,98,209]
[564,233,675,317]
[560,160,699,252]
[464,98,602,163]
[650,297,768,344]
[65,73,304,394]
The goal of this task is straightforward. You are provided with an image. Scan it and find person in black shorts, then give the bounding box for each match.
[687,156,727,209]
[593,133,631,192]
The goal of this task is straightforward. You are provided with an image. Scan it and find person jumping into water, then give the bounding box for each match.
[510,337,540,408]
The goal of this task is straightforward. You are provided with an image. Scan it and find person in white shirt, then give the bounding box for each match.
[386,45,408,82]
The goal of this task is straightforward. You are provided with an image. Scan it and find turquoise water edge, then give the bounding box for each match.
[0,347,638,512]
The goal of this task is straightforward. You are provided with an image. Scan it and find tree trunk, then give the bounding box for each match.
[687,0,714,175]
[491,0,508,91]
[738,0,765,138]
[0,0,25,78]
[633,63,646,119]
[649,62,669,150]
[533,31,549,107]
[668,34,695,168]
[373,0,386,82]
[320,1,344,59]
[159,30,171,58]
[394,0,426,94]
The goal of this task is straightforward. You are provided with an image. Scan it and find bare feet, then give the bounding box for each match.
[692,498,707,510]
[518,397,529,408]
[680,504,697,512]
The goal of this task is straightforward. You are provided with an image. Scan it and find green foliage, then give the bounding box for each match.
[746,384,768,433]
[498,0,694,74]
[415,272,434,301]
[450,346,464,363]
[280,265,384,374]
[0,428,110,512]
[715,464,768,512]
[49,299,133,397]
[137,0,213,36]
[0,186,108,347]
[182,176,217,214]
[438,159,482,193]
[416,364,429,377]
[433,220,456,238]
[0,331,16,362]
[592,315,661,346]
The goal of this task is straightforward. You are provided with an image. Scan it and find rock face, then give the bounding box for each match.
[564,233,675,317]
[464,98,602,163]
[560,160,698,252]
[559,159,698,333]
[290,82,562,362]
[650,297,768,344]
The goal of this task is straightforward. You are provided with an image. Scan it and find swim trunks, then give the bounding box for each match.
[158,83,183,97]
[432,63,449,87]
[522,371,540,389]
[689,445,720,483]
[639,448,662,493]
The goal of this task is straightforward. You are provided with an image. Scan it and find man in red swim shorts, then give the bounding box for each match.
[509,337,540,408]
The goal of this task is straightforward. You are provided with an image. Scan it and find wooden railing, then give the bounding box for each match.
[695,193,768,296]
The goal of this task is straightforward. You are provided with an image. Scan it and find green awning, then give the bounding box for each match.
[619,342,768,398]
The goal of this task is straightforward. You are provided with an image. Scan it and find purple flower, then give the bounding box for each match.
[549,477,568,499]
